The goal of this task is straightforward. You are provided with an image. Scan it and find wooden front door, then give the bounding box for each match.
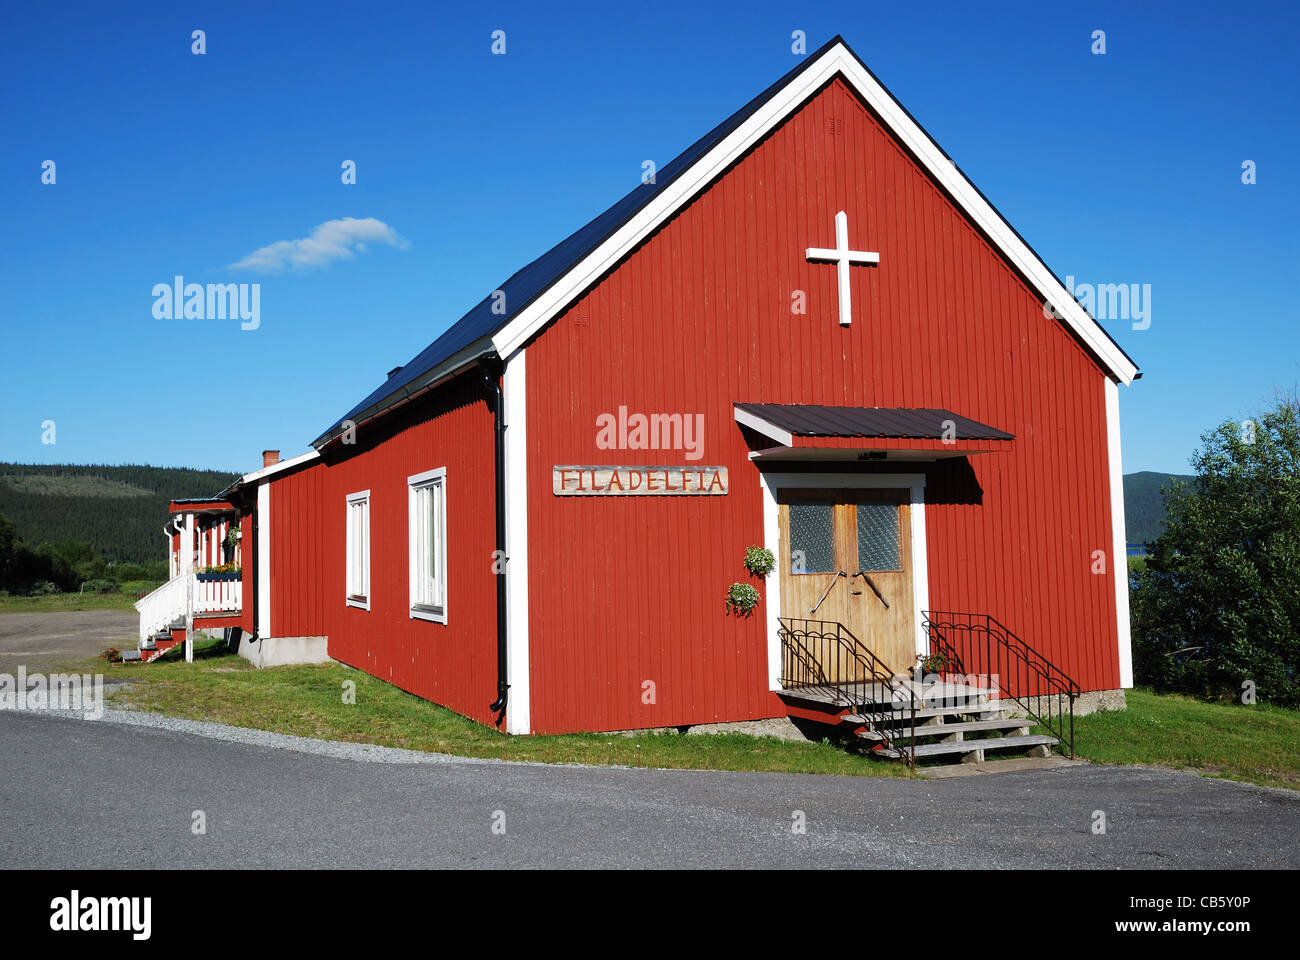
[778,488,916,677]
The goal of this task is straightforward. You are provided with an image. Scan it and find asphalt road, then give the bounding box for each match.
[2,710,1297,869]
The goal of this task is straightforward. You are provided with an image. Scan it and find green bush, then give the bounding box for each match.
[1132,396,1299,708]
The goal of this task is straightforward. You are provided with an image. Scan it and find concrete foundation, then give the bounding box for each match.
[618,716,810,741]
[237,634,330,668]
[995,687,1127,719]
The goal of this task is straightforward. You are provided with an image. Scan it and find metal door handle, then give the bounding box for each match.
[809,571,847,614]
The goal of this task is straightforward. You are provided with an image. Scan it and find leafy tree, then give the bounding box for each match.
[1132,396,1299,707]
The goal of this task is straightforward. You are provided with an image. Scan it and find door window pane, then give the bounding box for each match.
[857,502,900,571]
[789,503,834,574]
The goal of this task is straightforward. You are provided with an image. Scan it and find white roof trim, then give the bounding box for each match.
[235,449,321,488]
[733,406,795,447]
[490,41,1137,385]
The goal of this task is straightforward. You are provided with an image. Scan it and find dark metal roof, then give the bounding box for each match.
[312,37,852,448]
[734,403,1014,441]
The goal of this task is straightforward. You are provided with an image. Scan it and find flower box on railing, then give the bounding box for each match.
[196,572,240,582]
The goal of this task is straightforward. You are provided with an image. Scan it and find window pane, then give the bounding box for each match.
[857,502,900,571]
[789,502,834,574]
[418,487,429,605]
[432,482,442,604]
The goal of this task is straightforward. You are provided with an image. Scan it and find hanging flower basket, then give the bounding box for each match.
[743,545,775,578]
[725,582,761,617]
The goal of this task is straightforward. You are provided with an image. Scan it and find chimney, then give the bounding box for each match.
[262,450,280,468]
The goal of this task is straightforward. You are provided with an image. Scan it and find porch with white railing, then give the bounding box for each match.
[135,572,243,656]
[136,573,192,644]
[194,576,242,616]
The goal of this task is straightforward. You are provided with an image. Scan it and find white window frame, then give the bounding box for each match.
[345,490,370,610]
[408,467,447,623]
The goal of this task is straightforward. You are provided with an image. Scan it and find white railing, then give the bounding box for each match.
[194,577,242,616]
[135,573,193,645]
[134,573,242,644]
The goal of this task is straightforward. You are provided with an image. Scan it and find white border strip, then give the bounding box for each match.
[257,482,271,639]
[759,471,928,691]
[734,406,795,447]
[236,449,321,489]
[1105,380,1133,688]
[490,42,1136,384]
[503,349,531,734]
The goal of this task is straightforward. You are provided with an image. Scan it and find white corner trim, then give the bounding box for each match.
[257,483,271,640]
[488,42,1137,385]
[503,348,531,734]
[758,471,928,692]
[909,494,930,660]
[1105,379,1133,688]
[759,472,782,691]
[734,406,795,447]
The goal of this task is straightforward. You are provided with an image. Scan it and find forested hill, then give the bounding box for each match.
[1123,470,1194,546]
[0,463,240,564]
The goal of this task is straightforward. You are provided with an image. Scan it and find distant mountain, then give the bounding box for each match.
[0,463,239,564]
[1124,471,1194,546]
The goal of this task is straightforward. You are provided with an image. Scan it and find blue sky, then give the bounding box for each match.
[1,1,1296,476]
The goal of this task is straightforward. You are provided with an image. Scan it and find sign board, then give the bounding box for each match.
[553,465,728,496]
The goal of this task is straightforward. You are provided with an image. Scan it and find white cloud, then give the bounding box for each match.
[229,217,410,273]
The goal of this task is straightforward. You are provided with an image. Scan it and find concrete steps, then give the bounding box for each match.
[781,681,1062,765]
[855,717,1034,742]
[875,734,1059,761]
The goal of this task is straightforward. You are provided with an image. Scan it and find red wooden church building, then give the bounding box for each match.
[138,37,1138,758]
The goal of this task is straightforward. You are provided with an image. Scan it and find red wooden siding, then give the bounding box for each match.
[524,78,1120,734]
[265,372,502,726]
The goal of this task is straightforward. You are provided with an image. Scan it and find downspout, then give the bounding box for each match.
[480,360,510,716]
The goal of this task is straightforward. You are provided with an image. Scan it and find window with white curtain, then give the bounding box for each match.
[346,490,370,609]
[408,468,446,623]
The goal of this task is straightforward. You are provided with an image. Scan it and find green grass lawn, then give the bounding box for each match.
[1055,688,1299,791]
[88,639,908,778]
[0,590,142,613]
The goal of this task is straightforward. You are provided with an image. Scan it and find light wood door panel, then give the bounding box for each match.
[778,488,915,677]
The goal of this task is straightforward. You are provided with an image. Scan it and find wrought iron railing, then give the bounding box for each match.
[778,617,919,766]
[921,611,1078,757]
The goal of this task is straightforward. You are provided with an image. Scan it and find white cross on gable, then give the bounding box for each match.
[805,210,880,326]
